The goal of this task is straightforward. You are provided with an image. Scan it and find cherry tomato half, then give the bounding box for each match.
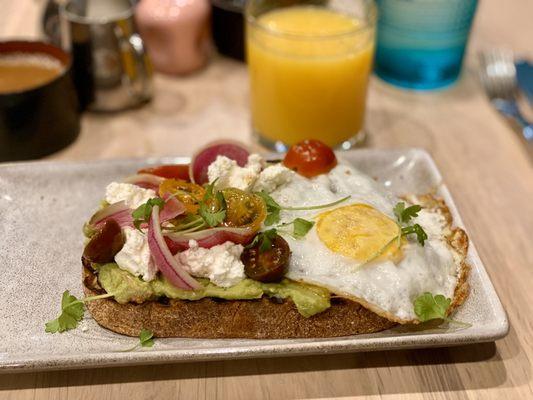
[241,234,290,283]
[222,188,266,232]
[138,164,190,181]
[159,179,206,214]
[283,140,337,178]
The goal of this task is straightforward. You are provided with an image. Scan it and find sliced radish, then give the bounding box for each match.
[189,140,250,184]
[138,164,191,181]
[123,173,164,191]
[148,205,201,290]
[164,226,255,252]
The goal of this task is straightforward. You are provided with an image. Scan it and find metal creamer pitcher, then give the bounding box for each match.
[60,0,152,111]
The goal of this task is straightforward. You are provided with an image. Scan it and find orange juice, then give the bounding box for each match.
[247,6,375,148]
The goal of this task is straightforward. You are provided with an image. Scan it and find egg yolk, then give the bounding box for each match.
[316,204,402,263]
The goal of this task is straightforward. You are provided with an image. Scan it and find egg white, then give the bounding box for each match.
[269,163,462,323]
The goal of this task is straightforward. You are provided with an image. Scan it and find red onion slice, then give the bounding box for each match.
[123,173,164,191]
[89,201,134,228]
[148,205,201,290]
[160,194,186,221]
[164,226,255,252]
[90,195,185,230]
[189,140,250,184]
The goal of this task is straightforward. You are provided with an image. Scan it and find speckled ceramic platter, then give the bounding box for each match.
[0,149,508,372]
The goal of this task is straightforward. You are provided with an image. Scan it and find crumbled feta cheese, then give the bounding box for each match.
[207,154,265,191]
[105,182,156,209]
[114,227,157,281]
[178,240,245,287]
[253,164,294,193]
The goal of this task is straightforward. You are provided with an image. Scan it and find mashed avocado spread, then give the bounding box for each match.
[97,263,330,317]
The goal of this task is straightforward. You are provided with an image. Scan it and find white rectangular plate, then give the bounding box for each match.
[0,149,508,372]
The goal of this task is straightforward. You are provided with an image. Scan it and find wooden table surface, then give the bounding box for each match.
[1,0,533,399]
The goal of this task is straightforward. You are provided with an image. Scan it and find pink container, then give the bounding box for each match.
[135,0,211,75]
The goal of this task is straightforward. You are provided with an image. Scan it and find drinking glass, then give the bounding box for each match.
[374,0,478,90]
[246,0,377,151]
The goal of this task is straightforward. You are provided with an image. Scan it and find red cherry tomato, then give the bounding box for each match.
[138,164,190,181]
[283,140,337,178]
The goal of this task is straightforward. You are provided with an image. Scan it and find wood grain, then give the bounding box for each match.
[1,0,532,399]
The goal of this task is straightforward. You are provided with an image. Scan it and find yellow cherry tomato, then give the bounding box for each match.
[159,179,206,214]
[222,188,266,232]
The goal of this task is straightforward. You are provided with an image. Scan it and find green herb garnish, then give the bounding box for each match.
[256,191,282,226]
[401,224,428,245]
[45,290,114,333]
[199,180,227,227]
[394,201,427,246]
[256,191,350,226]
[283,195,351,211]
[120,328,155,352]
[292,218,315,238]
[132,197,165,231]
[139,328,155,347]
[393,202,422,224]
[414,292,471,327]
[277,218,315,239]
[247,229,277,252]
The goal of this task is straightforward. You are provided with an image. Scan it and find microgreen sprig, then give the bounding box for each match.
[248,217,315,253]
[394,201,428,246]
[255,191,350,226]
[199,179,227,227]
[277,217,315,239]
[246,229,278,252]
[121,328,155,352]
[45,290,115,333]
[132,198,165,231]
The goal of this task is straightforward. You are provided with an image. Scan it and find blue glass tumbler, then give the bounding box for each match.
[374,0,478,90]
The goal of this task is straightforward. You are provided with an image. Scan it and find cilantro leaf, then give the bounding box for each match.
[256,191,281,226]
[200,205,226,227]
[414,292,450,322]
[394,202,427,246]
[259,229,277,252]
[45,291,115,334]
[139,328,155,348]
[291,218,315,239]
[393,202,405,222]
[413,292,471,328]
[132,197,165,232]
[199,181,227,227]
[256,191,281,210]
[394,202,422,224]
[264,208,280,226]
[45,291,85,333]
[401,224,428,245]
[247,229,277,253]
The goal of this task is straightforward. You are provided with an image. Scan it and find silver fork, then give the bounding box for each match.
[479,49,533,148]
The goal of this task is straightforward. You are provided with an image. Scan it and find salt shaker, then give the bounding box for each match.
[135,0,211,75]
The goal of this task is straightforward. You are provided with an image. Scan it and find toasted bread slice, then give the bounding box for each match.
[83,280,396,338]
[83,194,469,339]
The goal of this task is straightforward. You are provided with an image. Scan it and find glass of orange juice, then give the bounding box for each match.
[246,0,377,151]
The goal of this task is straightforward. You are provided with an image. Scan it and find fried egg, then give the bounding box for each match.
[270,162,465,323]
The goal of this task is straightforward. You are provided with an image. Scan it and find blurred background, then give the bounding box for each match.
[0,0,531,161]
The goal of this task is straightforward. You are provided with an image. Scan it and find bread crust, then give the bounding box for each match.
[83,283,396,338]
[83,193,469,338]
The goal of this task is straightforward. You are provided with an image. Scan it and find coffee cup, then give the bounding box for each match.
[0,41,80,162]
